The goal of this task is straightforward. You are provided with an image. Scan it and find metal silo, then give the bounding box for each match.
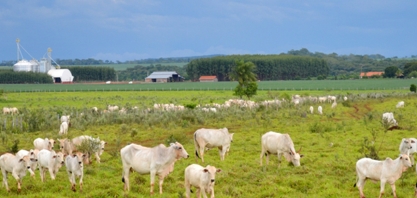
[13,60,32,72]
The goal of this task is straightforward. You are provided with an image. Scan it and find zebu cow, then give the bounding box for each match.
[0,153,34,192]
[72,135,106,163]
[331,102,337,109]
[59,121,69,135]
[396,101,405,108]
[194,128,234,163]
[382,112,398,127]
[61,115,70,123]
[58,138,75,155]
[16,149,39,176]
[184,164,221,198]
[260,131,303,167]
[399,138,417,165]
[37,149,65,182]
[33,138,55,151]
[309,106,314,114]
[354,154,412,198]
[318,106,323,115]
[65,152,86,192]
[121,142,189,194]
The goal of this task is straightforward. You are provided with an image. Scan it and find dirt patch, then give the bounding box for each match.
[347,103,373,120]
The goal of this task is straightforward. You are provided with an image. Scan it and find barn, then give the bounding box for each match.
[199,76,218,82]
[145,71,184,83]
[47,69,74,83]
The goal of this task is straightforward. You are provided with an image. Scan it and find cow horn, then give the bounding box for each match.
[297,147,302,153]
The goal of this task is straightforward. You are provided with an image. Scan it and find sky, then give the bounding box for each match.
[1,0,416,62]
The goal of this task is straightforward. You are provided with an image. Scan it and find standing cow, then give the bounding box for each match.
[0,153,34,192]
[37,149,65,182]
[260,131,303,167]
[194,128,234,163]
[121,142,189,194]
[65,152,86,192]
[184,164,221,198]
[354,154,412,198]
[33,138,55,151]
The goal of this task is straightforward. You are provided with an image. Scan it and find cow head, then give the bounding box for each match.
[170,142,189,159]
[19,155,34,176]
[48,139,55,150]
[286,148,303,167]
[53,152,65,165]
[400,154,412,168]
[72,152,86,167]
[203,165,221,184]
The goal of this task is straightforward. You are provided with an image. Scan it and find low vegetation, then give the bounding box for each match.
[0,90,416,197]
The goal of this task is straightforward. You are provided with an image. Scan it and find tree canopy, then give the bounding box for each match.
[229,60,258,99]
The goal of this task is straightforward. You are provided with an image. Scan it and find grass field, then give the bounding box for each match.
[2,79,417,93]
[0,91,417,197]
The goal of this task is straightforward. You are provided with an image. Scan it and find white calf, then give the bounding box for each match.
[396,101,404,108]
[59,121,69,135]
[354,154,412,198]
[399,137,417,165]
[37,149,65,182]
[318,106,323,115]
[65,152,86,192]
[16,149,39,176]
[0,153,34,192]
[33,138,55,151]
[184,164,221,198]
[309,106,314,114]
[331,102,337,109]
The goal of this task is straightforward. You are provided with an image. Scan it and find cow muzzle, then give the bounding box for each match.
[211,179,215,183]
[27,166,31,169]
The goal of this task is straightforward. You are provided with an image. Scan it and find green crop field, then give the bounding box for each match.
[0,90,417,197]
[1,79,417,93]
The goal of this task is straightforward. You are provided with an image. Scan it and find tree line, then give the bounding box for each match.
[61,66,116,82]
[117,64,187,81]
[0,70,53,84]
[185,55,329,81]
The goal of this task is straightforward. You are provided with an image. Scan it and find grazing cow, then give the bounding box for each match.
[184,164,221,198]
[2,107,10,114]
[59,121,69,135]
[65,152,86,192]
[33,138,55,151]
[194,128,234,163]
[58,138,75,155]
[121,142,189,194]
[108,105,119,112]
[309,106,314,114]
[354,154,412,198]
[331,102,337,109]
[72,135,106,163]
[0,153,34,192]
[318,106,323,115]
[260,131,303,167]
[16,149,39,176]
[399,138,417,165]
[343,96,348,101]
[92,107,98,113]
[318,96,327,103]
[382,112,398,127]
[396,101,405,108]
[37,149,65,182]
[128,81,133,84]
[60,115,70,123]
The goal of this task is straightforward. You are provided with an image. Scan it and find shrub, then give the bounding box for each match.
[410,84,416,93]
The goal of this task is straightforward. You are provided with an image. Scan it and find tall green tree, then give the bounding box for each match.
[384,66,398,78]
[229,60,258,99]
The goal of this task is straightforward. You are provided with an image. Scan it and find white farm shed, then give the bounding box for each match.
[47,69,74,83]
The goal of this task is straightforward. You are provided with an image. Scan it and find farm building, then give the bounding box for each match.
[199,76,218,82]
[47,69,74,83]
[360,71,384,78]
[145,71,184,83]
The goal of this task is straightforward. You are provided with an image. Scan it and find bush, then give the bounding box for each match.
[410,84,416,93]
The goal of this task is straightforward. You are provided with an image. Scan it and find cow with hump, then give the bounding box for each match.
[65,152,86,192]
[0,153,35,192]
[194,127,234,163]
[184,164,221,198]
[120,142,189,195]
[354,154,412,198]
[260,131,303,167]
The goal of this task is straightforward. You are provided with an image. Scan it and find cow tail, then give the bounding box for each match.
[194,132,200,159]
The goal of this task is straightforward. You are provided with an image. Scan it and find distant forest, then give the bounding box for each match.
[2,49,417,81]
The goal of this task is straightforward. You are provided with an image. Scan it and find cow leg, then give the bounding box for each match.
[12,171,21,192]
[150,170,156,195]
[185,180,191,198]
[199,146,206,163]
[49,168,56,180]
[210,186,215,198]
[390,183,397,198]
[277,152,282,167]
[158,174,165,194]
[2,170,9,192]
[200,186,208,198]
[260,148,265,166]
[79,172,84,192]
[196,188,201,198]
[357,178,366,198]
[122,166,130,191]
[67,171,74,191]
[95,152,101,163]
[379,180,386,198]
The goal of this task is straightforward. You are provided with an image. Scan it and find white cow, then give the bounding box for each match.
[37,149,65,182]
[59,121,69,135]
[382,112,398,127]
[194,128,234,163]
[354,154,412,198]
[92,107,98,113]
[399,138,417,165]
[309,106,314,114]
[260,131,303,167]
[58,138,75,155]
[343,96,348,101]
[396,101,404,108]
[0,153,34,192]
[65,152,86,192]
[60,115,70,123]
[33,138,55,151]
[16,149,39,176]
[318,106,323,115]
[2,107,10,114]
[72,135,106,163]
[184,164,221,198]
[105,81,111,84]
[331,102,337,109]
[108,105,119,112]
[121,142,189,194]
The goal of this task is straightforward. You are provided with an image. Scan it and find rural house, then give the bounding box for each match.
[360,71,384,78]
[199,76,218,82]
[145,71,184,83]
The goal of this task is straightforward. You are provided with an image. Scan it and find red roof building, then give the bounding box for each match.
[199,76,218,82]
[360,71,384,78]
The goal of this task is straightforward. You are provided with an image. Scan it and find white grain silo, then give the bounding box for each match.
[13,59,32,72]
[30,59,40,72]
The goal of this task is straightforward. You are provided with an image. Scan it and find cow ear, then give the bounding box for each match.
[203,169,209,173]
[216,169,222,173]
[53,155,57,158]
[400,156,403,159]
[412,140,416,143]
[300,154,304,158]
[19,158,24,162]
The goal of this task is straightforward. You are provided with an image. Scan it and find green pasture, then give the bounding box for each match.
[2,79,417,93]
[0,91,417,197]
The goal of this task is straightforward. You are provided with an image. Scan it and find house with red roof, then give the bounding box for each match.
[199,76,218,82]
[360,71,384,78]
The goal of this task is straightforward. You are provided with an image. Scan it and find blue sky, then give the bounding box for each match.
[1,0,416,62]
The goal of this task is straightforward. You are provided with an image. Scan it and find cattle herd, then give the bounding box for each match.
[0,99,411,197]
